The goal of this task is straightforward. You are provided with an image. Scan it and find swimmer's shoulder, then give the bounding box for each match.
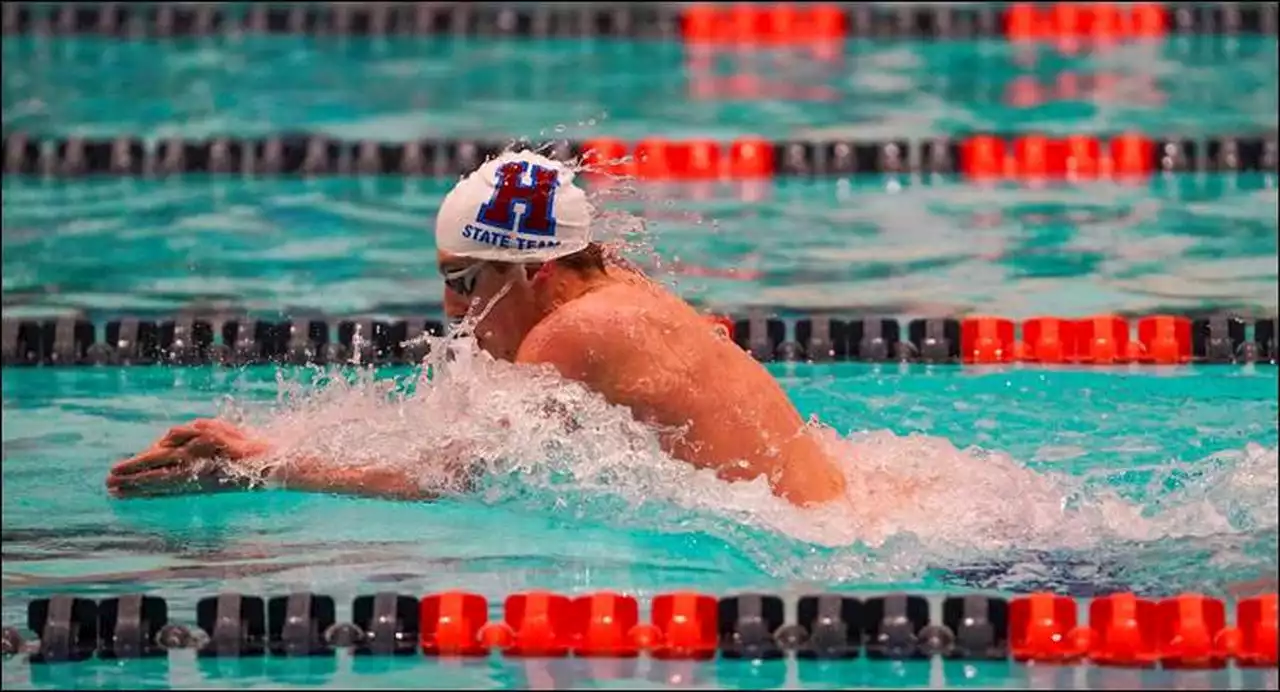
[516,293,621,374]
[515,284,653,373]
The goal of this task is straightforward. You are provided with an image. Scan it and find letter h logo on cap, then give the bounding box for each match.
[476,161,560,237]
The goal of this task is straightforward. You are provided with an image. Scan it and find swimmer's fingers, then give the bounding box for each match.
[184,421,270,459]
[182,434,230,460]
[113,434,231,476]
[106,465,196,497]
[190,419,248,440]
[110,445,191,477]
[106,466,168,496]
[158,424,208,448]
[107,459,240,498]
[156,420,245,448]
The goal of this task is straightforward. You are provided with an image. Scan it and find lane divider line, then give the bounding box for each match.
[5,591,1275,666]
[2,314,1275,367]
[4,3,1277,40]
[4,133,1277,179]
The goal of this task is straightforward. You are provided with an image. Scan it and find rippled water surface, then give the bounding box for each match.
[3,36,1278,139]
[3,363,1276,600]
[2,360,1278,689]
[3,175,1278,319]
[2,27,1278,692]
[4,35,1278,317]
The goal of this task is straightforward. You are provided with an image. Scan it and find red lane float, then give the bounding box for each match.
[503,591,574,658]
[1111,133,1155,177]
[682,4,846,44]
[1234,594,1278,667]
[580,139,778,180]
[1018,317,1075,363]
[960,135,1008,179]
[685,139,722,180]
[1010,593,1082,662]
[420,591,489,656]
[1136,315,1192,365]
[1005,3,1168,40]
[1087,593,1159,667]
[579,138,629,178]
[959,135,1156,181]
[1064,135,1102,179]
[729,137,774,178]
[571,593,640,658]
[634,139,677,180]
[1156,594,1227,669]
[1014,134,1065,178]
[961,317,1016,364]
[1072,315,1132,364]
[648,592,718,660]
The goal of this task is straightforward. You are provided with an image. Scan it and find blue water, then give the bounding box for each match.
[3,36,1278,139]
[3,34,1277,318]
[1,363,1277,689]
[2,27,1278,692]
[2,175,1277,320]
[3,362,1278,596]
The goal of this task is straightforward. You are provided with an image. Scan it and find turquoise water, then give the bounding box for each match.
[3,35,1278,317]
[3,29,1280,691]
[4,361,1280,594]
[3,175,1278,320]
[1,363,1278,689]
[3,36,1278,139]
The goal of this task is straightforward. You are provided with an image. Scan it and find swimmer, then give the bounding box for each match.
[107,151,850,508]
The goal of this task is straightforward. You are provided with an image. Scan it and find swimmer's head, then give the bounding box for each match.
[435,150,606,359]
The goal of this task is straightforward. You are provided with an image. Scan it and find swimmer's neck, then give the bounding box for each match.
[533,266,617,315]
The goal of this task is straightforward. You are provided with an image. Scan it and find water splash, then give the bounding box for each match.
[216,338,1277,592]
[215,139,1275,593]
[528,125,729,295]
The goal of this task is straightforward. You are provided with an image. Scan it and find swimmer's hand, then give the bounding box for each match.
[108,418,457,502]
[107,419,271,498]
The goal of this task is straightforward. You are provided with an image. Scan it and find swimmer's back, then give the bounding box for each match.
[516,278,847,506]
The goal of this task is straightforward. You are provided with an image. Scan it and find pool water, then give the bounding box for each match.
[2,362,1277,689]
[3,25,1279,692]
[3,175,1278,321]
[3,35,1278,139]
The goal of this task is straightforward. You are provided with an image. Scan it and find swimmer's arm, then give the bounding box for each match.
[110,419,458,501]
[264,458,444,501]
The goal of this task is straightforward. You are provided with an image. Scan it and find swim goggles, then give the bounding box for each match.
[443,262,487,296]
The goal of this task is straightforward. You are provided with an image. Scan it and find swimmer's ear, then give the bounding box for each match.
[529,263,553,284]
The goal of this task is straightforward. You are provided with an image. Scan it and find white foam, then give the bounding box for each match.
[216,338,1278,585]
[211,140,1276,588]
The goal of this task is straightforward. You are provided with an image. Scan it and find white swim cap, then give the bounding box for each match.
[435,150,593,263]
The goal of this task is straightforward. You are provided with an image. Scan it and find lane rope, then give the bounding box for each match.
[3,133,1278,179]
[1,314,1275,367]
[3,3,1277,40]
[3,590,1276,667]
